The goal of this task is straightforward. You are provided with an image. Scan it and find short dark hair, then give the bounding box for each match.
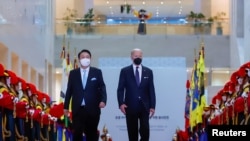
[78,49,91,59]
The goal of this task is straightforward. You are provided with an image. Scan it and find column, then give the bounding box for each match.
[74,0,94,17]
[244,0,250,62]
[194,0,201,13]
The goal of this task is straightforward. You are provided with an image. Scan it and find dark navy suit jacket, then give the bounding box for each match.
[64,67,107,116]
[117,65,156,114]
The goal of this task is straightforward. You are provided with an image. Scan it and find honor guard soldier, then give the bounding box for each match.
[223,81,236,125]
[211,93,223,125]
[230,70,245,97]
[32,90,46,141]
[239,63,250,116]
[37,92,51,141]
[49,102,64,141]
[231,69,247,125]
[4,70,19,141]
[208,103,220,125]
[26,83,41,140]
[7,70,31,140]
[240,62,250,93]
[16,77,30,140]
[0,64,13,140]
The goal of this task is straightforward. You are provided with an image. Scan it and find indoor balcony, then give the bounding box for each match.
[55,17,230,37]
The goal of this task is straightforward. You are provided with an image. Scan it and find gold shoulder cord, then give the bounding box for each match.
[245,114,250,125]
[0,82,12,139]
[36,101,44,128]
[6,85,17,119]
[232,103,235,125]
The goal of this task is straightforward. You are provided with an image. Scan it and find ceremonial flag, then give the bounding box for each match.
[58,36,73,141]
[60,41,73,103]
[184,80,191,132]
[59,35,67,103]
[190,57,199,131]
[73,48,78,69]
[197,42,207,125]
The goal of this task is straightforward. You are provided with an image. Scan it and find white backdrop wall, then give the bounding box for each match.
[98,57,187,141]
[0,0,54,94]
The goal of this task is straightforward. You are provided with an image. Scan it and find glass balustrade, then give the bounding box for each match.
[55,18,229,36]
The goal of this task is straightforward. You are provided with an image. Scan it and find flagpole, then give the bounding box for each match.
[74,47,78,69]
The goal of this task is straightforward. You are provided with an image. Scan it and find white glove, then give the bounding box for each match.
[219,109,223,113]
[230,98,235,105]
[25,104,29,109]
[225,101,230,107]
[242,92,248,98]
[0,93,3,99]
[208,118,211,122]
[13,97,18,103]
[40,111,45,116]
[52,117,57,122]
[214,109,221,116]
[29,109,34,115]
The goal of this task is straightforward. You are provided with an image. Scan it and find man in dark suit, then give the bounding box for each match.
[117,48,156,141]
[64,49,107,141]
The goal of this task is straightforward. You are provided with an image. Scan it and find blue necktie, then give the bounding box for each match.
[82,69,87,89]
[135,67,140,86]
[81,70,87,106]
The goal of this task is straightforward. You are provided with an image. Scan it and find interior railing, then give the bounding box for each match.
[55,19,230,36]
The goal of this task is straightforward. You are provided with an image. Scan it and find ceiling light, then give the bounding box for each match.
[142,1,145,5]
[160,2,164,5]
[106,1,109,4]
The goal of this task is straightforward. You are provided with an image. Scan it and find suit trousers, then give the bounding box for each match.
[126,104,150,141]
[73,106,100,141]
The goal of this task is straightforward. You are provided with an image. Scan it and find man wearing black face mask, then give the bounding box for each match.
[117,48,156,141]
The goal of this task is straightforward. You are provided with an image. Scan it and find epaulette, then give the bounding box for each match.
[20,94,29,101]
[0,87,9,93]
[45,107,50,114]
[36,104,42,110]
[36,101,43,110]
[20,97,28,103]
[9,87,17,97]
[9,92,16,97]
[0,82,7,89]
[30,101,35,108]
[243,82,250,92]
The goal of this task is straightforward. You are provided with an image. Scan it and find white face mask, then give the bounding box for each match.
[247,70,250,77]
[80,58,90,67]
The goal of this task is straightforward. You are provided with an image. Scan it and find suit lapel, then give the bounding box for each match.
[140,66,146,86]
[131,65,145,87]
[76,68,84,90]
[129,65,138,86]
[85,67,93,89]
